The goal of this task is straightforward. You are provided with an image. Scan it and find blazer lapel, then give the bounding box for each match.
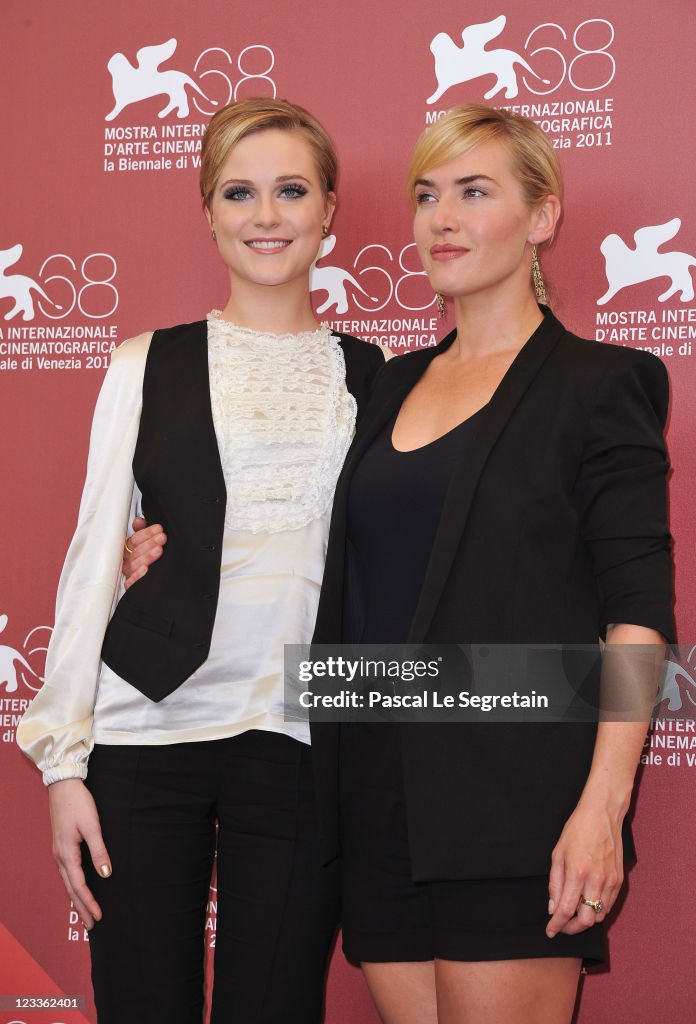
[408,311,564,643]
[341,334,456,480]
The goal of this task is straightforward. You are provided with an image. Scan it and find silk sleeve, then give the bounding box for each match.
[16,333,152,783]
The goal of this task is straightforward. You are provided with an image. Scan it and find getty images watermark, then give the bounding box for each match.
[282,644,693,724]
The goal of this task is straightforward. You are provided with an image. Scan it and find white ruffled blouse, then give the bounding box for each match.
[207,311,356,532]
[18,315,369,784]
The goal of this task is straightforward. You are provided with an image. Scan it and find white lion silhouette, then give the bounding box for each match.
[0,244,62,322]
[427,15,549,104]
[597,218,696,305]
[105,39,216,121]
[657,656,696,713]
[310,235,377,315]
[0,614,43,693]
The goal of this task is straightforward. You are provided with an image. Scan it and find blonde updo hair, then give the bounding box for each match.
[407,104,562,251]
[199,98,338,209]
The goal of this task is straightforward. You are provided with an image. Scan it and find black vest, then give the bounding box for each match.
[101,319,384,701]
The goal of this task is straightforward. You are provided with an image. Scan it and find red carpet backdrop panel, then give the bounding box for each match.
[1,1,694,1021]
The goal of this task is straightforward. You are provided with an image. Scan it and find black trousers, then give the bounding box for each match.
[83,731,339,1024]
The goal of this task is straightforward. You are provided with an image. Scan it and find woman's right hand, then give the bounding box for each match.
[48,778,112,929]
[122,516,167,589]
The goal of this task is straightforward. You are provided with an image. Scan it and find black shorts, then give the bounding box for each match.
[339,723,605,966]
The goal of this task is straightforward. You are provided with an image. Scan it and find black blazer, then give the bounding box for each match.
[311,309,674,879]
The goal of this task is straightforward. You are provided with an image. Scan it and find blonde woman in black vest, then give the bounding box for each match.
[18,99,385,1024]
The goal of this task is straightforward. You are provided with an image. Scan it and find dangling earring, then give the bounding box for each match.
[531,244,547,306]
[322,225,330,238]
[436,291,446,318]
[211,229,217,242]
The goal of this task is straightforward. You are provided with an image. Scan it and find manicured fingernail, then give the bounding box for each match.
[548,899,555,914]
[546,928,556,938]
[100,864,111,877]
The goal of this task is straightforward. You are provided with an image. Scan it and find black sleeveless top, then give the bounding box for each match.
[345,407,485,644]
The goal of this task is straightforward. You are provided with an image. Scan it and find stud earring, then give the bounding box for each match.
[322,225,330,238]
[531,244,547,305]
[436,291,446,318]
[211,229,217,242]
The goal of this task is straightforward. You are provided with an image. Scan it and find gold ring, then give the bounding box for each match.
[580,896,603,915]
[124,540,134,555]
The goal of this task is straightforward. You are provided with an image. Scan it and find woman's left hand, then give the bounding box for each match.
[546,793,623,937]
[122,516,167,589]
[546,626,662,938]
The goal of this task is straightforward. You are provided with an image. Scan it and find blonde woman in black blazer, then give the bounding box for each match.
[309,106,672,1024]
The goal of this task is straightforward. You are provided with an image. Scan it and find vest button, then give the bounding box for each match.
[194,642,206,650]
[203,544,217,551]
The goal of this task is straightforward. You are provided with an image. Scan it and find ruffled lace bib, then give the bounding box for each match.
[207,312,357,533]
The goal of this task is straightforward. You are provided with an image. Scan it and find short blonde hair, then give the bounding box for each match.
[407,104,562,250]
[200,98,338,209]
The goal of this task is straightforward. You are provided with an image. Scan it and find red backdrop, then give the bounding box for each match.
[2,1,695,1021]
